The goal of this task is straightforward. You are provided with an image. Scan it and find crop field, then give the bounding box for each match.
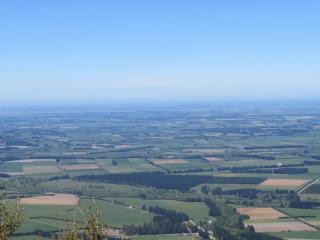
[98,158,160,173]
[280,208,320,227]
[260,179,309,187]
[202,157,224,162]
[156,158,212,171]
[132,235,200,240]
[22,165,61,174]
[62,163,100,170]
[236,207,287,220]
[19,193,79,205]
[153,159,188,164]
[248,221,316,233]
[15,205,77,235]
[9,159,56,163]
[2,104,320,239]
[183,148,225,154]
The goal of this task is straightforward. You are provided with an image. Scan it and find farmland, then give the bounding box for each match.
[19,193,79,205]
[1,103,320,239]
[236,208,287,220]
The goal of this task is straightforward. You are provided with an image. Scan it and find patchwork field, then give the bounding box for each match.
[271,231,320,239]
[260,179,309,187]
[22,165,61,174]
[237,207,287,220]
[105,197,211,222]
[184,148,225,154]
[2,105,320,239]
[280,208,320,227]
[132,235,200,240]
[15,205,78,235]
[203,157,223,162]
[154,159,188,164]
[9,159,56,163]
[114,144,132,149]
[98,158,160,173]
[248,221,316,233]
[79,198,155,227]
[62,163,100,170]
[19,193,79,205]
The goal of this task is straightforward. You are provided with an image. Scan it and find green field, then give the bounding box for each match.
[2,105,320,239]
[271,230,320,239]
[98,158,161,173]
[79,198,155,227]
[16,205,77,235]
[105,197,211,221]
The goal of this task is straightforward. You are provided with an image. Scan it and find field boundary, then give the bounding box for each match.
[274,207,320,231]
[297,179,319,194]
[145,159,170,172]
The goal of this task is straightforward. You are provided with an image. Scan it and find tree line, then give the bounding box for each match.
[123,205,193,235]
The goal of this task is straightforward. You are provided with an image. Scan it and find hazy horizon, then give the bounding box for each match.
[1,0,320,105]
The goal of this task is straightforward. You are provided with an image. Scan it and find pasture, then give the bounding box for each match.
[105,197,211,222]
[79,198,155,227]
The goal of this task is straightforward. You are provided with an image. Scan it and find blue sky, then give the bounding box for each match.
[1,0,320,104]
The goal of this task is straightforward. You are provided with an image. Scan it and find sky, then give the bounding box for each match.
[0,0,320,105]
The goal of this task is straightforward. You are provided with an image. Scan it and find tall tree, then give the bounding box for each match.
[0,194,24,240]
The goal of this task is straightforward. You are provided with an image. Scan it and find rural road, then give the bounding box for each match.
[297,179,319,194]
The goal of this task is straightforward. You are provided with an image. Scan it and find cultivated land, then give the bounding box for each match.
[1,103,320,239]
[248,221,316,233]
[9,159,56,163]
[203,157,224,162]
[22,165,61,174]
[62,163,100,170]
[236,207,287,220]
[260,179,309,187]
[19,193,79,205]
[153,159,188,164]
